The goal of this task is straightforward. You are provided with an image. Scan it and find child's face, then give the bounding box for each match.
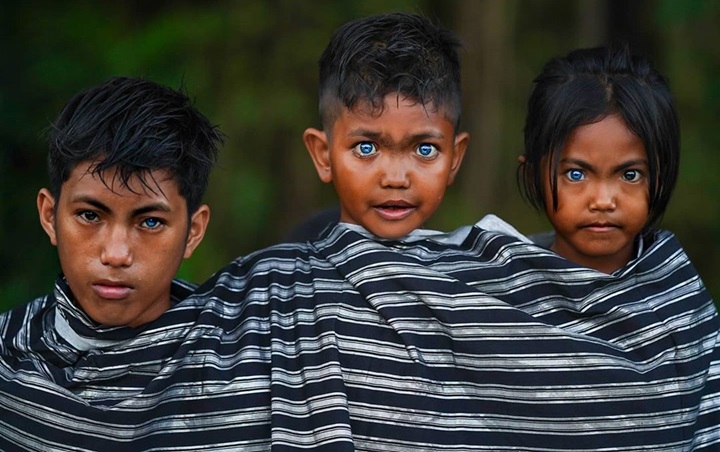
[304,95,467,239]
[37,161,209,327]
[543,114,649,273]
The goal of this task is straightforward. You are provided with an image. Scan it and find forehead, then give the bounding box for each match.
[62,161,181,205]
[332,95,455,135]
[560,115,646,159]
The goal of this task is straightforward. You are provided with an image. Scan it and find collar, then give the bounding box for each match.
[338,222,473,246]
[53,276,195,351]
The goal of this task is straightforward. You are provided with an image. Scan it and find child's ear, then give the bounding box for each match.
[517,154,527,165]
[303,127,332,183]
[447,131,470,185]
[37,188,58,246]
[183,204,210,259]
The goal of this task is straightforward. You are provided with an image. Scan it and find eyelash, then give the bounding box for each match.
[416,143,439,159]
[141,217,165,229]
[562,169,644,183]
[351,141,440,159]
[76,211,165,230]
[622,169,643,182]
[78,210,100,222]
[564,169,585,182]
[352,142,377,158]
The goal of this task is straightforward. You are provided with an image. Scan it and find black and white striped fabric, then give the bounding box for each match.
[1,223,718,451]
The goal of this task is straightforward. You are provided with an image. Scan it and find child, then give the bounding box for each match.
[2,17,718,451]
[517,45,678,274]
[303,12,468,240]
[35,76,221,328]
[0,76,223,448]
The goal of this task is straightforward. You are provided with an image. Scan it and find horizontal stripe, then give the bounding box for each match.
[0,223,718,450]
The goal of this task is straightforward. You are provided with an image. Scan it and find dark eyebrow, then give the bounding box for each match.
[132,203,172,216]
[348,128,446,149]
[559,157,648,174]
[72,195,172,216]
[559,158,595,172]
[612,158,648,173]
[71,196,111,214]
[348,129,385,143]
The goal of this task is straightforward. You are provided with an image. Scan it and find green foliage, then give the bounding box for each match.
[1,0,718,313]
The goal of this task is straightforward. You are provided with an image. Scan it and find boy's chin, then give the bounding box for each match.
[364,222,418,240]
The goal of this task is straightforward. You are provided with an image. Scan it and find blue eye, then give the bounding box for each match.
[142,218,163,229]
[622,169,642,182]
[566,169,585,181]
[416,143,438,158]
[354,142,377,157]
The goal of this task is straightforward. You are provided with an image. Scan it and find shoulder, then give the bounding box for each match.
[192,235,337,300]
[474,214,533,243]
[0,293,53,352]
[283,206,340,243]
[1,293,53,321]
[527,230,554,249]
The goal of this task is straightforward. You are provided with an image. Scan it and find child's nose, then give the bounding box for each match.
[588,182,617,212]
[380,160,411,189]
[100,227,133,268]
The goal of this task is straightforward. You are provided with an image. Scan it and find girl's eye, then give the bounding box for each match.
[622,169,642,182]
[353,142,377,157]
[416,143,439,159]
[79,211,99,222]
[565,169,586,182]
[142,218,164,229]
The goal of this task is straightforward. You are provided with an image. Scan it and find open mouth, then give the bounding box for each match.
[374,202,416,220]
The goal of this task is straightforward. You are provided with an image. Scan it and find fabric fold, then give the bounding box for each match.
[1,223,718,450]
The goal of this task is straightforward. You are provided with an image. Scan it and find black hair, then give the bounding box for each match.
[318,12,463,131]
[518,44,679,235]
[47,76,223,215]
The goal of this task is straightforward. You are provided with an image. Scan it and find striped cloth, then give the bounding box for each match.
[1,223,718,451]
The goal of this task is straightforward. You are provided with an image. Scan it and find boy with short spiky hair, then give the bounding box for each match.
[304,12,468,239]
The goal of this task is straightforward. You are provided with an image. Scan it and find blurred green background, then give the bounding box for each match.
[1,0,718,311]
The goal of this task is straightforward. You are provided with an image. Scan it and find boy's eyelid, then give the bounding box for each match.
[139,213,166,220]
[352,141,378,155]
[76,209,101,221]
[416,143,440,158]
[139,216,167,229]
[414,139,443,151]
[353,139,377,147]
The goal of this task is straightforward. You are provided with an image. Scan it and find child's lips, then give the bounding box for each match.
[92,280,134,299]
[374,201,416,221]
[582,222,619,233]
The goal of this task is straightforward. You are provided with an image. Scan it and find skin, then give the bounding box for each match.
[543,114,649,274]
[304,95,468,239]
[37,161,209,328]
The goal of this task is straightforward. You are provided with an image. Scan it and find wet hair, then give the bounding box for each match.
[317,12,463,131]
[47,76,223,215]
[518,44,679,235]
